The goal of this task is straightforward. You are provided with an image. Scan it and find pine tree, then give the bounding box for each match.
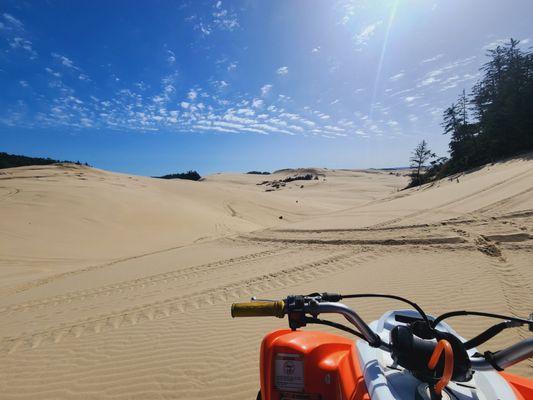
[409,140,435,187]
[411,38,532,186]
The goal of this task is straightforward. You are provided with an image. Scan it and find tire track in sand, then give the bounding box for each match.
[0,250,377,353]
[453,224,533,368]
[1,237,277,296]
[369,167,533,229]
[0,187,20,201]
[486,257,533,370]
[0,248,290,315]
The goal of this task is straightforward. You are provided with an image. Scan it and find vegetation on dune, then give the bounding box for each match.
[156,170,202,181]
[257,173,318,191]
[280,173,317,183]
[0,152,88,169]
[246,171,271,175]
[408,38,533,188]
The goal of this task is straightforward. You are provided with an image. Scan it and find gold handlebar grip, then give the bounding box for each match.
[231,301,285,318]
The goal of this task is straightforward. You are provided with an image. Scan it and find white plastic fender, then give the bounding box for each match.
[355,310,518,400]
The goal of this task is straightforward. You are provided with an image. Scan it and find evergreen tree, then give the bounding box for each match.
[409,140,435,187]
[471,39,533,160]
[441,38,533,174]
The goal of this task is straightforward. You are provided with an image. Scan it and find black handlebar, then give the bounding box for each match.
[233,292,533,374]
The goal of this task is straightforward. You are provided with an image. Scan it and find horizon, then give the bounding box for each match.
[1,0,532,176]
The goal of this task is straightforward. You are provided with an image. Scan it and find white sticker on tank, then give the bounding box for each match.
[275,353,304,392]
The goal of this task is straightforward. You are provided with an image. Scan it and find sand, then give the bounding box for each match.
[0,157,532,399]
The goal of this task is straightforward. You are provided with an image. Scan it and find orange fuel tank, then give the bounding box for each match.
[259,329,370,400]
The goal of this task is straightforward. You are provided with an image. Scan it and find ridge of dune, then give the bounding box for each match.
[284,154,533,230]
[0,164,254,286]
[0,163,405,290]
[0,156,532,399]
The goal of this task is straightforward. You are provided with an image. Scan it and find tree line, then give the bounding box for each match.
[408,39,533,187]
[0,152,89,169]
[156,170,202,181]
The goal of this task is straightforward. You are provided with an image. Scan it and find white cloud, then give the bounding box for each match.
[261,84,273,96]
[324,125,344,132]
[482,38,506,50]
[311,46,321,53]
[404,96,420,103]
[354,21,382,48]
[167,50,176,64]
[187,89,198,101]
[418,76,439,87]
[389,72,404,82]
[439,72,479,91]
[252,98,264,108]
[9,37,37,59]
[3,54,389,139]
[80,117,93,127]
[416,56,478,91]
[215,80,229,89]
[277,66,289,76]
[45,67,61,78]
[420,54,444,64]
[212,1,239,31]
[480,37,530,50]
[52,53,79,69]
[2,13,23,29]
[194,124,237,133]
[191,1,239,36]
[429,107,443,118]
[134,82,148,91]
[339,3,357,25]
[195,22,211,36]
[237,108,255,116]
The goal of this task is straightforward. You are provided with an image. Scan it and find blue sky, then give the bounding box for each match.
[1,0,532,175]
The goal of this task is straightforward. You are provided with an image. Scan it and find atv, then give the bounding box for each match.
[232,292,533,399]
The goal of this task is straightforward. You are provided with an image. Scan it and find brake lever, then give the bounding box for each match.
[305,292,342,302]
[320,292,342,302]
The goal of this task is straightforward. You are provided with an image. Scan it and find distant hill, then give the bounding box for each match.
[375,167,410,171]
[156,170,202,181]
[0,152,88,169]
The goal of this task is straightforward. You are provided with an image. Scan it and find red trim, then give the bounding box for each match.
[500,372,533,400]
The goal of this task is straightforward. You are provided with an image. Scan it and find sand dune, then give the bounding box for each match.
[0,157,532,399]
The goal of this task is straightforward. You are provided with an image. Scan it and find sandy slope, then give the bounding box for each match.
[0,157,531,399]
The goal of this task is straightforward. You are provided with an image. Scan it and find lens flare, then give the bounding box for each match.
[370,0,399,118]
